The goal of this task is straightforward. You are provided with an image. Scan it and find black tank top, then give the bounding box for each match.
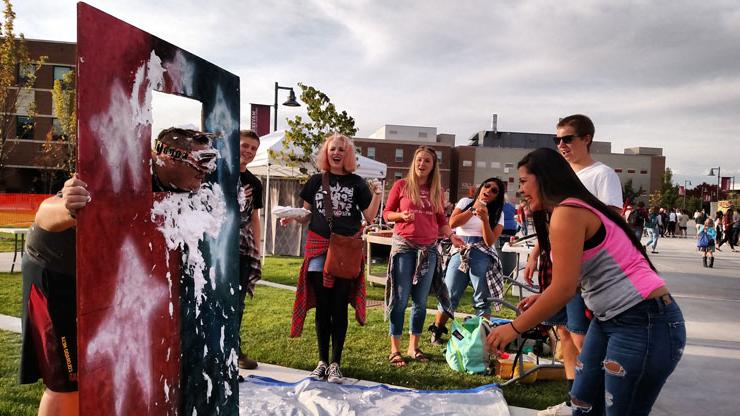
[25,224,76,276]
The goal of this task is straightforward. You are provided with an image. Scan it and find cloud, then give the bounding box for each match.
[15,0,740,179]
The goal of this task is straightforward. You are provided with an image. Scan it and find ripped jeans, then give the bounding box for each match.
[571,295,685,416]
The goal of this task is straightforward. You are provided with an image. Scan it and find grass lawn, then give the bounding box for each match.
[0,272,22,317]
[263,256,518,320]
[243,285,565,409]
[0,330,44,416]
[0,232,19,253]
[0,256,564,411]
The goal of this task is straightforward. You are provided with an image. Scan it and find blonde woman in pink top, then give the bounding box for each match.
[487,148,685,416]
[383,146,462,367]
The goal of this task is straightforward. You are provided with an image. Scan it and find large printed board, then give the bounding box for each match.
[76,3,240,415]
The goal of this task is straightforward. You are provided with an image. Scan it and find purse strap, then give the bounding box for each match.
[321,172,335,231]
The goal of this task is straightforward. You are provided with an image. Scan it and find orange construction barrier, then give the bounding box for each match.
[0,193,52,227]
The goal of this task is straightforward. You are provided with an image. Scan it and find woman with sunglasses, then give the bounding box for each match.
[383,146,462,367]
[487,148,685,416]
[429,178,506,345]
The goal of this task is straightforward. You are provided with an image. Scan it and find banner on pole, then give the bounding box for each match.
[250,103,271,137]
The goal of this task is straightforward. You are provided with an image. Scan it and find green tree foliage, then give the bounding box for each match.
[45,70,76,173]
[35,70,75,192]
[0,0,44,171]
[648,167,679,209]
[622,179,644,205]
[271,83,358,175]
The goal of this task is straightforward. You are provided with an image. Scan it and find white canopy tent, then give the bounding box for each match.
[246,130,388,256]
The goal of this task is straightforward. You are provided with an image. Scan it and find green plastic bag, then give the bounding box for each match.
[445,317,491,374]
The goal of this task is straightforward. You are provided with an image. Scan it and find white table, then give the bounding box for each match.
[0,227,30,273]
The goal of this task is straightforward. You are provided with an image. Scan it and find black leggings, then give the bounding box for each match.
[308,272,352,365]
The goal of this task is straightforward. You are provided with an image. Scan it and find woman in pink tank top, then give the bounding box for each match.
[487,148,685,416]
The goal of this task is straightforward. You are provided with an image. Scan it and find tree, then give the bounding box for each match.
[622,179,644,205]
[648,167,679,208]
[0,0,45,174]
[271,83,357,175]
[35,70,75,192]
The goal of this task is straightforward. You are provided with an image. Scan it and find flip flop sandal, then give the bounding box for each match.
[388,351,406,367]
[411,349,430,363]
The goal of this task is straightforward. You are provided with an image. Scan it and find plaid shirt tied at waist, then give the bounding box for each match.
[451,240,504,311]
[384,234,453,321]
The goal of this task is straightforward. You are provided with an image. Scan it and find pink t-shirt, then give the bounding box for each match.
[383,179,447,245]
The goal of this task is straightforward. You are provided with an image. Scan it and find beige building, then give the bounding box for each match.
[452,139,665,205]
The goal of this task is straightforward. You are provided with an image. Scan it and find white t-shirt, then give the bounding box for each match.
[669,212,677,222]
[454,197,505,237]
[575,161,623,208]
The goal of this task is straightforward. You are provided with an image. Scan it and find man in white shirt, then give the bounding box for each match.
[534,114,622,416]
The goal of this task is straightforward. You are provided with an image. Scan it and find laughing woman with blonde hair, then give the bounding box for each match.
[283,133,381,383]
[383,146,462,367]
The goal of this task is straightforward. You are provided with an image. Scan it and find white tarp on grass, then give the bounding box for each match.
[239,376,510,416]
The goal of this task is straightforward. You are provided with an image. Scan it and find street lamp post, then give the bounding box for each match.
[273,82,301,132]
[708,166,721,201]
[683,180,691,209]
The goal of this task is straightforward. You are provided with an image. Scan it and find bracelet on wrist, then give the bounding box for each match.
[510,321,522,335]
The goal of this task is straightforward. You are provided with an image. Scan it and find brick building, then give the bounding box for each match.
[453,116,665,204]
[1,39,76,192]
[353,124,454,196]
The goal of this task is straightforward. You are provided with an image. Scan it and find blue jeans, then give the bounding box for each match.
[544,292,590,335]
[389,249,437,337]
[645,227,659,250]
[571,295,685,415]
[440,236,491,316]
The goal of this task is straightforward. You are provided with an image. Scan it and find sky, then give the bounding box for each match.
[14,0,740,189]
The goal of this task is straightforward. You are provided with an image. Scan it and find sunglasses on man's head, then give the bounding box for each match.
[552,135,578,145]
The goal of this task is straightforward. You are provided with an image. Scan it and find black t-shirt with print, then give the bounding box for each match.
[300,172,372,238]
[240,169,264,213]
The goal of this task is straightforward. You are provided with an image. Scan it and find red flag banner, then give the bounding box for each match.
[721,177,731,191]
[678,185,685,196]
[250,103,271,137]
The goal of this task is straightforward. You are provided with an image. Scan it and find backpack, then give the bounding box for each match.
[445,317,492,374]
[697,230,709,248]
[628,209,644,227]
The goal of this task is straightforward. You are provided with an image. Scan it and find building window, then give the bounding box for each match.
[394,171,403,180]
[16,116,34,140]
[17,63,35,84]
[419,132,428,138]
[640,169,648,174]
[462,160,472,167]
[436,151,442,161]
[614,168,623,173]
[395,148,403,162]
[53,66,73,82]
[476,161,486,168]
[367,147,375,159]
[509,177,515,183]
[490,162,501,168]
[627,169,636,174]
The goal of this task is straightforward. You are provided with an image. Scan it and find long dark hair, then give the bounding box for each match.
[518,148,657,271]
[462,177,505,226]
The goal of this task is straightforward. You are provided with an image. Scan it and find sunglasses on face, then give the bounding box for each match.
[155,140,219,173]
[552,134,578,145]
[483,183,499,194]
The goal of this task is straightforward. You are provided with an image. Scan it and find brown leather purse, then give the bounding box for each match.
[321,173,364,279]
